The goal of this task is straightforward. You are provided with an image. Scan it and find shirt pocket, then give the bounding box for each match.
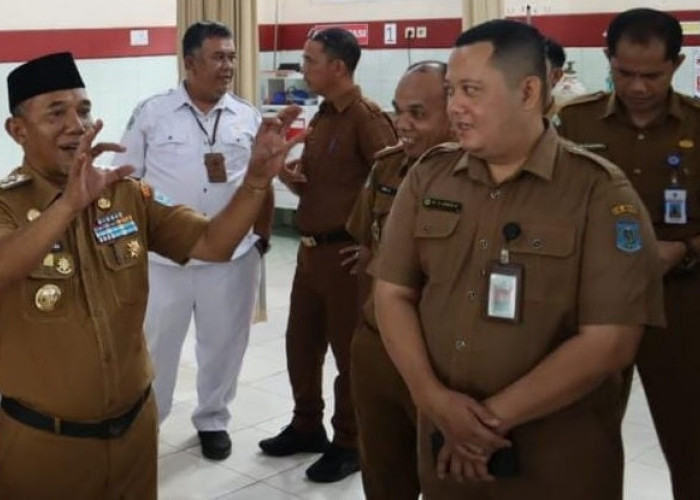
[414,209,461,283]
[507,220,577,302]
[218,129,254,182]
[149,125,190,165]
[98,236,147,305]
[22,264,75,322]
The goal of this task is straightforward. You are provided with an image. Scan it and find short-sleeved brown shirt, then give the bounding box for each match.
[373,126,664,398]
[346,143,412,330]
[557,91,700,242]
[295,86,397,234]
[0,166,208,420]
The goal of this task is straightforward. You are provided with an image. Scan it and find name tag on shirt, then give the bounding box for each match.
[664,188,687,225]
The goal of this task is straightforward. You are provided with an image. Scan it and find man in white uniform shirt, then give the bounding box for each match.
[114,21,272,460]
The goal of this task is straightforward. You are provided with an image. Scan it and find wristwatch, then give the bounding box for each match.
[255,238,271,256]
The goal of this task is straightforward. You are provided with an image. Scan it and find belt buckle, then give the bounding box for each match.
[107,418,128,438]
[301,236,317,248]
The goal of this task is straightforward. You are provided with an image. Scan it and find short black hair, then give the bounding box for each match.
[183,21,233,58]
[544,37,566,69]
[406,60,447,78]
[454,19,547,92]
[309,27,361,74]
[607,8,682,61]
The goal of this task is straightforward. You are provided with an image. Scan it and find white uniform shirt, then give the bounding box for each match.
[115,83,262,265]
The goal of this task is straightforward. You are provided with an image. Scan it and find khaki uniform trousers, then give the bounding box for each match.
[0,392,157,500]
[286,242,359,448]
[351,322,420,500]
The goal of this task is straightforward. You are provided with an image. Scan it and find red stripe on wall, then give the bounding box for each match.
[0,27,177,63]
[259,19,463,51]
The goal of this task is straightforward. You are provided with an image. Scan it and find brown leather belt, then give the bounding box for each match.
[300,229,354,248]
[0,386,151,439]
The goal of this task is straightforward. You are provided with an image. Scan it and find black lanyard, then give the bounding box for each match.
[188,106,222,147]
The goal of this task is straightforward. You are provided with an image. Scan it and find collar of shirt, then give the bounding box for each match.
[319,85,362,114]
[17,164,63,210]
[603,90,685,124]
[453,124,558,184]
[171,82,238,116]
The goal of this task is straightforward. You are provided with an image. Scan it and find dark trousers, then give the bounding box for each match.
[0,392,157,500]
[286,242,359,448]
[352,321,420,500]
[637,274,700,500]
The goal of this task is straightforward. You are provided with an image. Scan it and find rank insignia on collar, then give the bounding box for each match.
[422,197,462,213]
[679,139,694,149]
[126,239,142,258]
[616,220,642,253]
[377,184,398,196]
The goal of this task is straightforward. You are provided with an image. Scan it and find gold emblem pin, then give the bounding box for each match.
[126,239,142,259]
[43,254,55,268]
[679,139,694,149]
[97,197,112,210]
[26,208,41,221]
[35,284,62,312]
[55,255,73,275]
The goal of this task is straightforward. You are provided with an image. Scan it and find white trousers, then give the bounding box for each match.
[145,248,261,430]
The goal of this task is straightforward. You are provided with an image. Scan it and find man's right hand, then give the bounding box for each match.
[61,119,135,213]
[424,387,511,459]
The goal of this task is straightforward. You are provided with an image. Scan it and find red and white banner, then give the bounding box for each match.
[313,23,370,45]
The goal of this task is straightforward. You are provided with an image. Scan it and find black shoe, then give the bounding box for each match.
[305,444,360,483]
[198,430,232,460]
[258,425,329,457]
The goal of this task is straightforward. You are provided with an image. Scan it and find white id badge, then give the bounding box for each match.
[486,262,523,323]
[664,188,687,225]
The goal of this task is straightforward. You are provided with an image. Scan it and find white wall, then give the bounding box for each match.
[0,0,175,29]
[504,0,698,16]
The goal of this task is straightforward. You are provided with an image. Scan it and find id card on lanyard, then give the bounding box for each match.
[664,153,687,225]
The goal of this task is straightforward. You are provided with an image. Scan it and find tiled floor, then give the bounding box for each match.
[157,228,674,499]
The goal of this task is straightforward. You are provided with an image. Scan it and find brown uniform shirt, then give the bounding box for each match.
[557,91,700,242]
[347,143,413,331]
[295,85,397,234]
[0,167,208,420]
[373,125,664,403]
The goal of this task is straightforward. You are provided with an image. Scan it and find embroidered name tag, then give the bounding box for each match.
[422,197,462,213]
[377,184,398,196]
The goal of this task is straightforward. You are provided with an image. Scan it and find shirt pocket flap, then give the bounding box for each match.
[154,128,187,146]
[509,222,575,258]
[414,210,460,239]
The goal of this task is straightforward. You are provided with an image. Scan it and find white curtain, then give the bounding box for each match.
[462,0,504,29]
[177,0,259,103]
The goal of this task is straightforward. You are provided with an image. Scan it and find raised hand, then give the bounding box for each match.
[246,105,308,186]
[62,119,135,212]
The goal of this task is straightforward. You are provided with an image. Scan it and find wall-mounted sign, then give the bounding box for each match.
[313,23,370,45]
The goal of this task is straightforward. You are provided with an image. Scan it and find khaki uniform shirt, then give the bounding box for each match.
[347,143,411,330]
[557,91,700,242]
[295,86,397,234]
[372,127,664,492]
[0,167,208,420]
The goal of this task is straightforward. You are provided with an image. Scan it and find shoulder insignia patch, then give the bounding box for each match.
[374,143,405,160]
[560,139,624,181]
[153,190,174,207]
[0,172,32,190]
[616,219,642,253]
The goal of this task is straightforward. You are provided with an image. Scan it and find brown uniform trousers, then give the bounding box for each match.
[347,146,420,499]
[373,129,665,499]
[287,86,397,447]
[558,92,700,500]
[0,167,209,499]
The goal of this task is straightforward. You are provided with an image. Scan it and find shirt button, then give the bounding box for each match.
[632,168,642,175]
[637,133,645,141]
[467,290,477,301]
[423,225,432,233]
[480,269,487,277]
[532,238,543,249]
[479,239,488,250]
[490,190,501,200]
[455,340,467,351]
[203,188,208,193]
